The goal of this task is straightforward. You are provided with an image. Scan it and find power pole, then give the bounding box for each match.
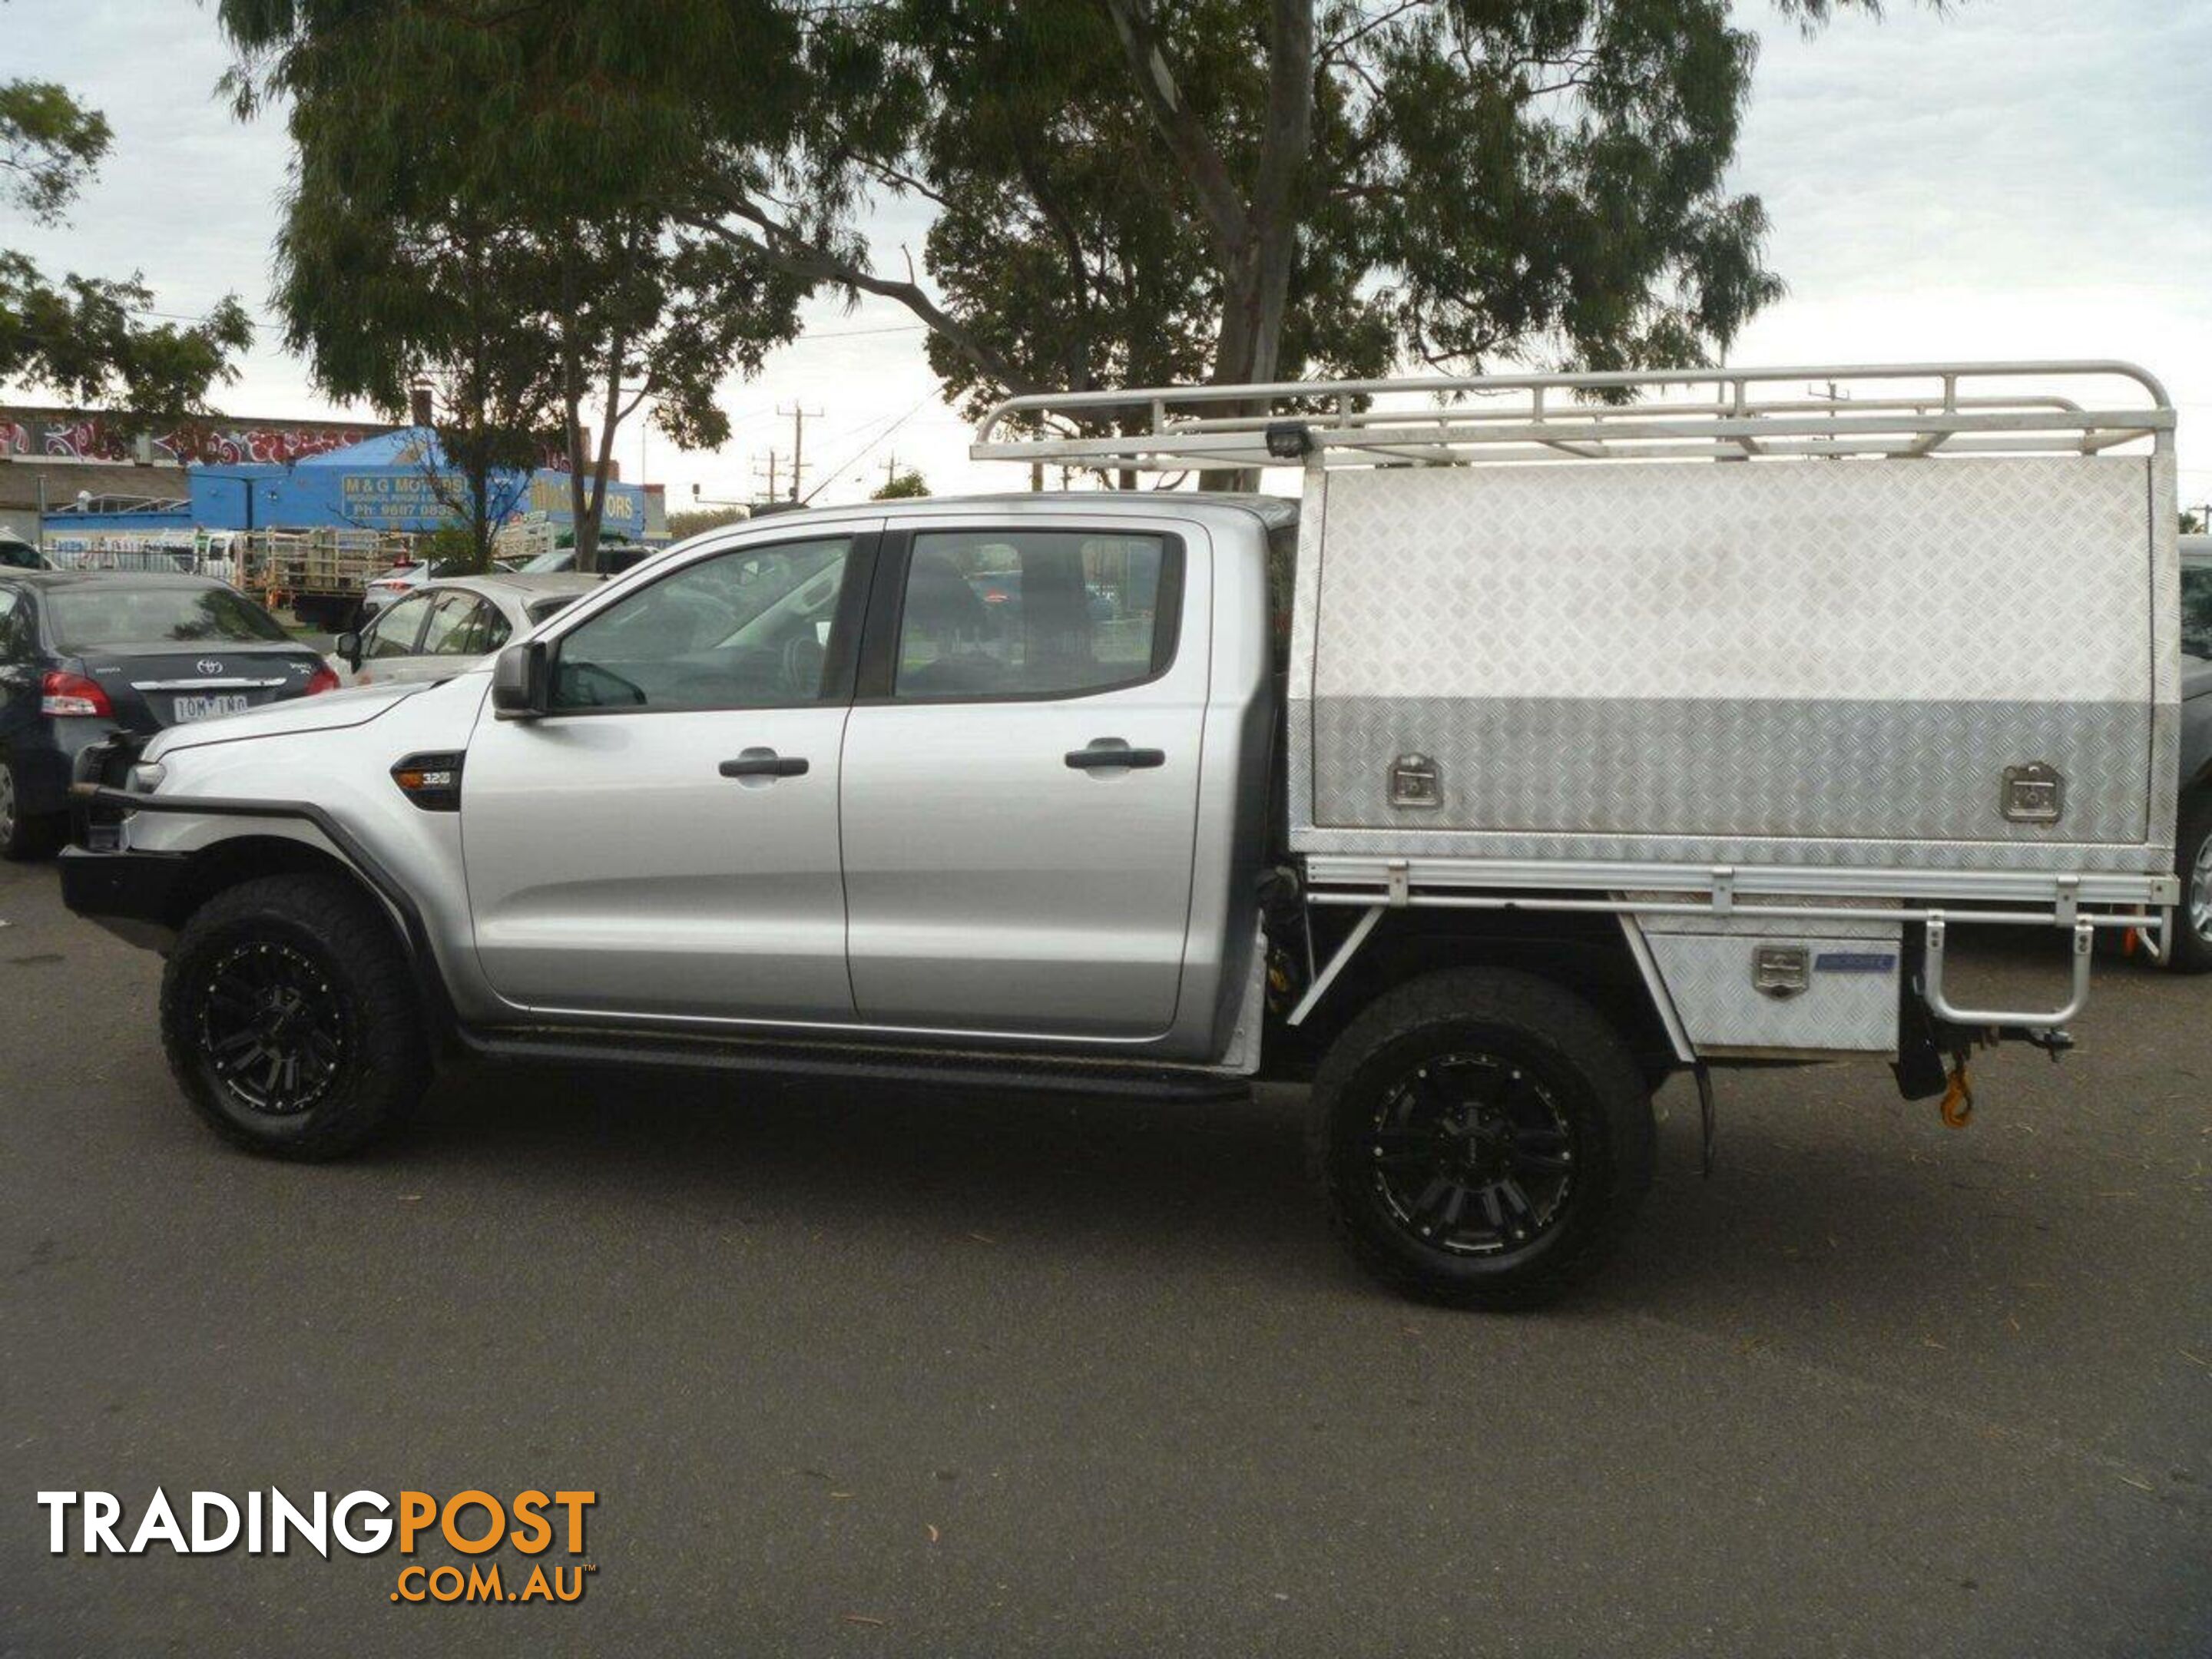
[753,449,782,504]
[778,403,823,503]
[882,452,900,492]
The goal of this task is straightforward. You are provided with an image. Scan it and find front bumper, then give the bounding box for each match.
[58,845,189,950]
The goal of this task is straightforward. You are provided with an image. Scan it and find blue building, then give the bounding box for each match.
[46,428,664,544]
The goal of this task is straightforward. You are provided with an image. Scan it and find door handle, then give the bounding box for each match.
[1065,740,1166,771]
[719,750,810,779]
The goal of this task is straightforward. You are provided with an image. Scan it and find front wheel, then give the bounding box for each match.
[161,873,431,1158]
[1310,969,1654,1310]
[2167,792,2212,974]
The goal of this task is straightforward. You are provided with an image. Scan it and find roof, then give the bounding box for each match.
[421,572,604,598]
[287,427,447,468]
[3,568,223,590]
[0,459,190,511]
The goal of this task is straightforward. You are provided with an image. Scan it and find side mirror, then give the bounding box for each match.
[334,631,362,670]
[490,640,548,718]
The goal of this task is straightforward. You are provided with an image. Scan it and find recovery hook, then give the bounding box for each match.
[1938,1058,1975,1129]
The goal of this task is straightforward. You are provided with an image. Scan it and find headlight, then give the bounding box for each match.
[127,761,167,793]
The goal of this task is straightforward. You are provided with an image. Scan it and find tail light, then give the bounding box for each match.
[303,664,341,696]
[41,671,114,718]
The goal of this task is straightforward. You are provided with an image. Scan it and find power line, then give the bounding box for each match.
[803,391,938,505]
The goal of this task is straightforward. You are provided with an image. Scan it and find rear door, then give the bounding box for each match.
[377,589,510,684]
[839,519,1210,1038]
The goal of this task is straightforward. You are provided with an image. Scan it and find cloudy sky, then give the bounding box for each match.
[4,0,2208,510]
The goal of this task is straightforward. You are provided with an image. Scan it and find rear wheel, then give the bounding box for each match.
[0,754,61,860]
[1311,969,1654,1310]
[2168,791,2212,975]
[161,873,430,1158]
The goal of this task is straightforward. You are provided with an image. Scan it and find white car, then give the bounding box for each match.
[358,558,468,621]
[336,573,601,686]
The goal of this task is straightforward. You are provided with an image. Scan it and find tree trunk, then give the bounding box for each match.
[469,459,492,571]
[1196,0,1311,492]
[561,387,592,571]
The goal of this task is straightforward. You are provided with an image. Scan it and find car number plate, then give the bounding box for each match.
[172,694,251,722]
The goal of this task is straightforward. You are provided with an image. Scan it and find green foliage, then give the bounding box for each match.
[416,522,483,571]
[273,208,558,568]
[0,78,112,224]
[871,469,930,499]
[221,0,1899,479]
[0,77,250,420]
[219,0,812,567]
[667,507,750,540]
[873,0,1817,416]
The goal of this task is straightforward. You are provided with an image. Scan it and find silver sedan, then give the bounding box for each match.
[336,573,603,687]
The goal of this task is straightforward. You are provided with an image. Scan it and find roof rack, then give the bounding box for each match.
[972,360,2174,472]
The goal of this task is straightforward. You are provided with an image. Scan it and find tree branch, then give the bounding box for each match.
[687,187,1048,397]
[1098,0,1250,256]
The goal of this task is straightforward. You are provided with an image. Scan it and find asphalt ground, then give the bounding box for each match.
[1,853,2205,1657]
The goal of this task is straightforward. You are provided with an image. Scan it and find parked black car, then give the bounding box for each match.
[0,571,337,858]
[2173,535,2212,971]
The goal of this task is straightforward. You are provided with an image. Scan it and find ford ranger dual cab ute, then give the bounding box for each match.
[60,363,2188,1309]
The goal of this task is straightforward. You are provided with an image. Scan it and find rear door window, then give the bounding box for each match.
[892,529,1177,700]
[419,592,505,657]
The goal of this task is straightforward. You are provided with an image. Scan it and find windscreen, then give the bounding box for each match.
[47,584,293,651]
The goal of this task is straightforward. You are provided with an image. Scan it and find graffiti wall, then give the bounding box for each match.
[2,410,573,472]
[0,409,383,468]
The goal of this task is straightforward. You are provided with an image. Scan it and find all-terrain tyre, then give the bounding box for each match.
[2167,790,2212,975]
[1310,968,1655,1310]
[161,873,430,1159]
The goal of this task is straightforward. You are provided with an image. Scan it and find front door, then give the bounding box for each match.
[839,522,1209,1038]
[463,529,876,1022]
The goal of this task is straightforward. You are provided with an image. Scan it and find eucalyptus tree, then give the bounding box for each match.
[221,2,807,565]
[224,0,1896,490]
[2,77,251,416]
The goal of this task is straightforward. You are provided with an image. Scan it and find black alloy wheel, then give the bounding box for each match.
[194,940,349,1116]
[1311,968,1654,1310]
[1366,1052,1577,1254]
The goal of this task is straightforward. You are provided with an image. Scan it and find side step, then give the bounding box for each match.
[455,1025,1253,1104]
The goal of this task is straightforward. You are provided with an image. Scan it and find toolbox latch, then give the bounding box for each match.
[1389,753,1441,809]
[2000,763,2065,825]
[1753,945,1810,999]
